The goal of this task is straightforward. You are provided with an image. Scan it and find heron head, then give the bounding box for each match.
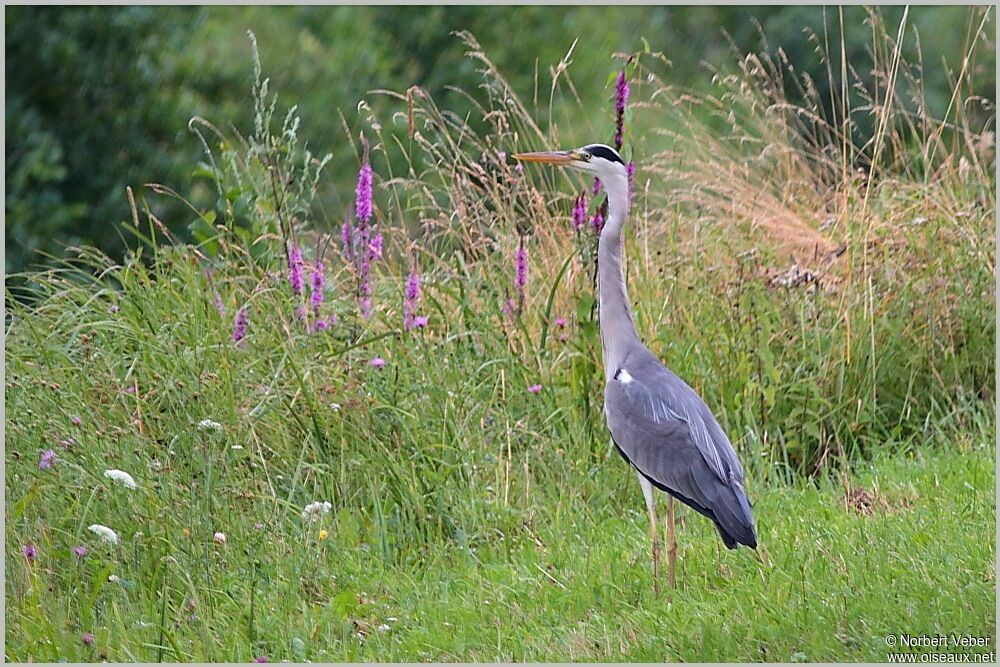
[513,143,625,181]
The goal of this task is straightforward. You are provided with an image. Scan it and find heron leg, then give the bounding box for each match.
[665,495,677,590]
[639,474,660,597]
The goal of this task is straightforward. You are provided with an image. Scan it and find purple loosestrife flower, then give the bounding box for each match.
[614,68,630,150]
[571,192,587,231]
[515,239,528,292]
[310,262,325,315]
[287,245,304,296]
[403,271,421,331]
[355,161,373,224]
[23,543,38,562]
[412,315,429,328]
[369,231,383,260]
[591,210,605,235]
[39,449,56,470]
[592,177,602,195]
[214,292,226,317]
[231,307,249,346]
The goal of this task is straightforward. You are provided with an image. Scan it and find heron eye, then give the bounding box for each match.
[582,153,592,161]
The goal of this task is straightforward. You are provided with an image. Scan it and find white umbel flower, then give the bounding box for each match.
[301,501,332,521]
[88,524,119,544]
[103,469,138,489]
[198,419,223,432]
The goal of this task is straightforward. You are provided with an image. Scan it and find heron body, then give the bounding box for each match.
[514,144,757,590]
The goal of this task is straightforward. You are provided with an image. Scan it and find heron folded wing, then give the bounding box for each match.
[605,376,756,546]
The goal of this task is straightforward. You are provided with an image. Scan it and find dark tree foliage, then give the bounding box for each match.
[6,6,197,273]
[5,6,993,275]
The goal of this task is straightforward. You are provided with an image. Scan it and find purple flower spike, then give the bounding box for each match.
[614,68,630,150]
[355,161,373,224]
[515,240,528,291]
[591,210,605,235]
[231,307,249,346]
[288,245,304,296]
[39,449,56,470]
[412,315,429,328]
[592,177,602,195]
[23,543,38,561]
[310,262,325,314]
[368,232,383,260]
[571,193,587,231]
[403,271,422,331]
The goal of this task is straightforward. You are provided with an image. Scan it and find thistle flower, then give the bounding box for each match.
[301,500,332,521]
[554,317,567,328]
[287,245,304,296]
[614,68,630,150]
[369,356,386,369]
[310,261,325,315]
[254,657,269,663]
[591,210,605,234]
[231,306,249,346]
[527,384,542,394]
[355,161,373,224]
[73,545,88,559]
[39,449,56,470]
[103,469,138,490]
[88,524,119,545]
[22,543,37,562]
[82,632,95,646]
[71,415,83,426]
[571,192,587,231]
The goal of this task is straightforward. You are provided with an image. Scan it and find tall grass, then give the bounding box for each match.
[5,10,995,660]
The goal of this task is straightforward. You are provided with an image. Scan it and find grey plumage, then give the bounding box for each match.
[604,345,757,549]
[514,143,757,589]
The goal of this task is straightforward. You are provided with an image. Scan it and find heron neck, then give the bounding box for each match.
[597,173,639,381]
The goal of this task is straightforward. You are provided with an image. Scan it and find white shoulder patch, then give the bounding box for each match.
[616,368,632,384]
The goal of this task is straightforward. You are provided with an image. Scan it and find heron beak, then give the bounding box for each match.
[512,150,579,165]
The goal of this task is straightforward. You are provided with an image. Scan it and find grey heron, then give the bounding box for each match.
[514,144,757,593]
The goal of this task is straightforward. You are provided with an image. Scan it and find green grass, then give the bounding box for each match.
[5,417,995,662]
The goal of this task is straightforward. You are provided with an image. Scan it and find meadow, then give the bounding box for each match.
[5,18,996,663]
